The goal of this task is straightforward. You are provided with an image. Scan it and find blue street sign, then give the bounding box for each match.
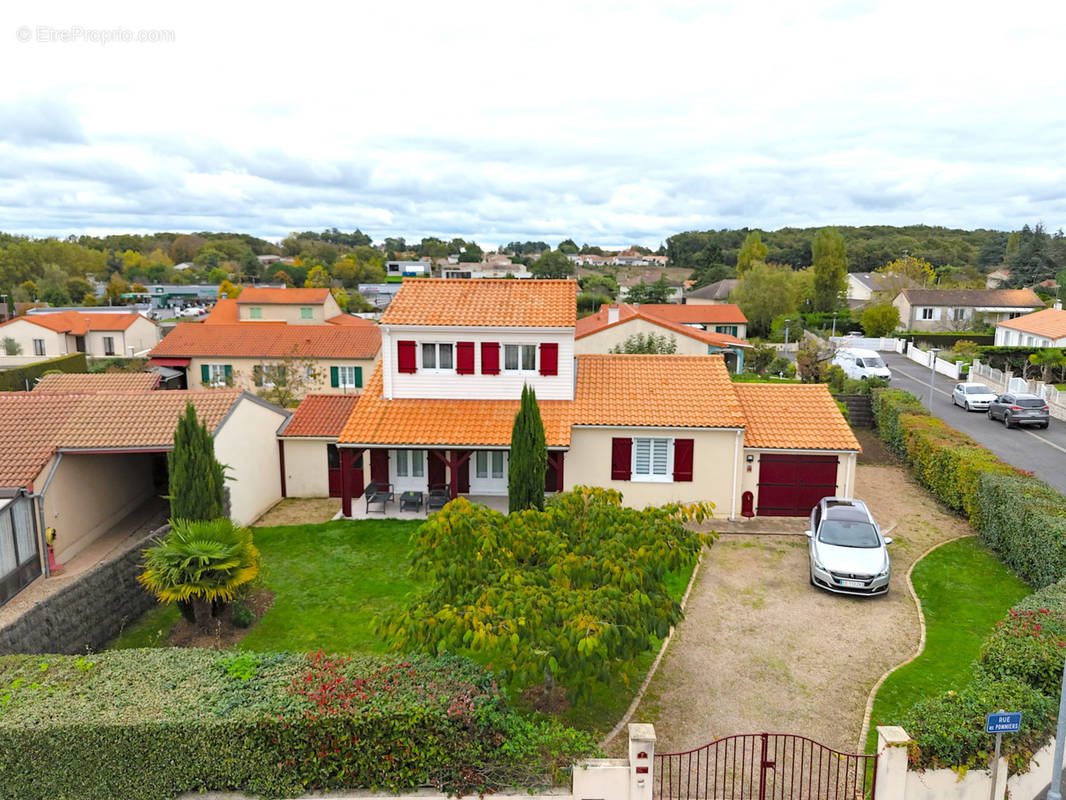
[986,711,1022,734]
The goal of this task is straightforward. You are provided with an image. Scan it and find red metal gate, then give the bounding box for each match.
[655,733,876,800]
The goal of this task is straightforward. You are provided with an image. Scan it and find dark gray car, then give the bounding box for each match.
[986,392,1050,429]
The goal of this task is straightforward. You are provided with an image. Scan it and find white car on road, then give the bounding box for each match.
[952,382,998,411]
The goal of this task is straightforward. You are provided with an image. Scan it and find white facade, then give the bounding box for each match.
[381,325,576,401]
[0,316,160,358]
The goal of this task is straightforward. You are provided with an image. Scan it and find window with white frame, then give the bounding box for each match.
[952,308,967,321]
[503,343,536,372]
[103,336,115,355]
[208,364,228,387]
[421,343,454,370]
[33,339,45,356]
[475,450,506,480]
[920,308,934,320]
[395,449,425,478]
[337,365,358,388]
[632,438,671,482]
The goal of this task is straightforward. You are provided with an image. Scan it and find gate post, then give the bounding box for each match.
[629,723,656,800]
[875,725,912,800]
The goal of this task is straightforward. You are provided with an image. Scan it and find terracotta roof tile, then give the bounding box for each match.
[734,383,859,451]
[203,298,239,323]
[338,365,573,446]
[282,394,362,438]
[573,354,745,428]
[32,372,160,393]
[0,311,149,335]
[237,287,331,304]
[381,279,578,328]
[621,303,747,325]
[996,308,1066,339]
[0,389,246,488]
[576,304,750,348]
[898,288,1044,308]
[149,323,380,359]
[326,314,377,327]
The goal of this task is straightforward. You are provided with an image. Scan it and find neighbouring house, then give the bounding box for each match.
[442,261,532,279]
[0,311,160,359]
[32,372,161,393]
[684,279,738,305]
[994,307,1066,347]
[333,278,858,519]
[0,389,289,605]
[602,302,749,340]
[234,287,341,324]
[892,288,1045,332]
[574,302,751,372]
[617,273,684,303]
[278,394,362,498]
[845,273,880,305]
[986,268,1011,289]
[385,260,431,279]
[147,323,380,395]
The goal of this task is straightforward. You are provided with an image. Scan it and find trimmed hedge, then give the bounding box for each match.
[980,607,1066,697]
[976,473,1066,588]
[0,352,87,391]
[0,649,596,800]
[871,388,928,459]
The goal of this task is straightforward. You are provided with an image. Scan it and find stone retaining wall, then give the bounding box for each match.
[0,524,168,655]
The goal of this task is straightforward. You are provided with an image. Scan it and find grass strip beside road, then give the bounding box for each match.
[865,536,1030,753]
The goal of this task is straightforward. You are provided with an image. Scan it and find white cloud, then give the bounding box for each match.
[0,0,1064,246]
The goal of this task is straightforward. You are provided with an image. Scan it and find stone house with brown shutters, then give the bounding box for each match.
[329,279,860,519]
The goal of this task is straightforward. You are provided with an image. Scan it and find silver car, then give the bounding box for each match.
[807,497,891,596]
[952,382,998,411]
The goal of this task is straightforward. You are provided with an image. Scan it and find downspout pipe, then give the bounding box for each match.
[30,453,63,578]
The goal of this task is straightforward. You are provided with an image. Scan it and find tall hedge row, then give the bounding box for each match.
[0,649,595,800]
[871,387,1065,587]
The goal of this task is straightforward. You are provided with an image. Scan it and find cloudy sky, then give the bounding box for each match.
[2,0,1065,247]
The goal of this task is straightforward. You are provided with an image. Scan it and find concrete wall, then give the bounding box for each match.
[282,437,330,497]
[187,355,377,398]
[237,295,340,323]
[0,523,167,655]
[215,397,287,524]
[38,453,156,562]
[574,317,710,356]
[566,427,743,515]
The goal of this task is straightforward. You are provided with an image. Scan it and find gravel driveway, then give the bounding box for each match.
[633,459,972,756]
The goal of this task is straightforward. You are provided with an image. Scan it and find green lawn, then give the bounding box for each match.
[864,537,1030,753]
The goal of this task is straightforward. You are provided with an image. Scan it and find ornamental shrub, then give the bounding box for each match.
[975,472,1066,588]
[168,403,227,521]
[979,607,1066,696]
[0,649,595,800]
[871,388,929,459]
[900,673,1056,774]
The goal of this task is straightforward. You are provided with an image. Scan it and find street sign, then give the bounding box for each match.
[986,711,1022,734]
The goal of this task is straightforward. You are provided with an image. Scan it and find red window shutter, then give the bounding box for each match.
[673,439,694,482]
[481,342,500,375]
[456,341,475,374]
[397,340,417,373]
[611,437,632,481]
[539,342,559,376]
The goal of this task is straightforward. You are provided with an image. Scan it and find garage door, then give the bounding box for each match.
[757,453,839,516]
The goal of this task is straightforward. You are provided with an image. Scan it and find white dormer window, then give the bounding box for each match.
[503,344,536,372]
[421,342,454,371]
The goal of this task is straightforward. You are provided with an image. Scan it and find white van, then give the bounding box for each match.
[832,348,892,382]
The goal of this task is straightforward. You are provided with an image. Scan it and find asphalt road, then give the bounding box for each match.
[879,352,1066,496]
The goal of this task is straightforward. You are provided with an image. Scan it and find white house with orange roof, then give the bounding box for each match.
[0,310,160,359]
[575,303,750,371]
[233,287,342,324]
[994,306,1066,347]
[333,278,858,520]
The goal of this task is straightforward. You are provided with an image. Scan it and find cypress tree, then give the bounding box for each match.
[168,402,227,521]
[508,384,547,513]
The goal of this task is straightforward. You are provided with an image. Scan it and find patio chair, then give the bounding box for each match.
[364,482,394,514]
[427,484,450,512]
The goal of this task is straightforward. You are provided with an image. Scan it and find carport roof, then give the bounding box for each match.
[0,389,243,488]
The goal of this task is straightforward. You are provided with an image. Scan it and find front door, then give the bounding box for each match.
[327,445,363,498]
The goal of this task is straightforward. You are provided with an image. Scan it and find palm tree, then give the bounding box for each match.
[138,518,259,628]
[1028,348,1066,384]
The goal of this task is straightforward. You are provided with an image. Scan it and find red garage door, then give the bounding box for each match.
[757,453,839,516]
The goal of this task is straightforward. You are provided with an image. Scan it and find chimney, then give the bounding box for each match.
[607,305,619,324]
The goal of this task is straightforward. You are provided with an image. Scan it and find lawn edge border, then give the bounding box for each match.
[600,547,705,749]
[856,533,976,753]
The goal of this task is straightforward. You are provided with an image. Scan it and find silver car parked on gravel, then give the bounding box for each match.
[806,497,892,597]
